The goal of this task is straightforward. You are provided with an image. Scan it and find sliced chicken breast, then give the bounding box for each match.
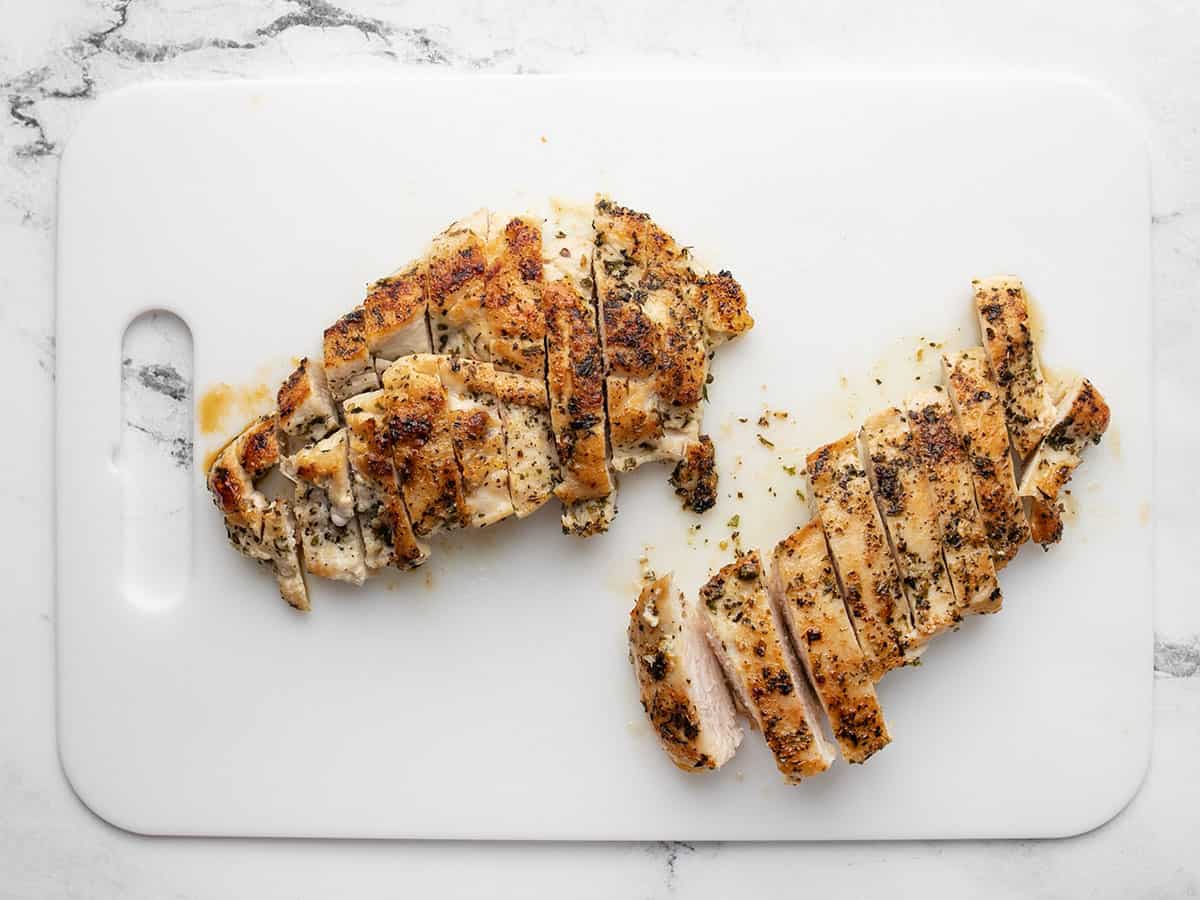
[543,201,617,535]
[698,551,835,783]
[377,355,468,536]
[905,389,1002,615]
[282,428,367,585]
[806,434,912,679]
[433,355,515,527]
[942,348,1030,567]
[261,500,309,611]
[324,308,381,404]
[973,276,1056,460]
[859,407,959,647]
[342,391,428,571]
[629,573,743,771]
[770,523,890,763]
[697,270,754,346]
[427,210,490,359]
[276,357,339,454]
[207,414,279,560]
[363,261,432,362]
[669,434,718,513]
[484,214,545,379]
[1018,378,1111,546]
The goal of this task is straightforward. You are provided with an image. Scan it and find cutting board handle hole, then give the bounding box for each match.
[117,311,193,611]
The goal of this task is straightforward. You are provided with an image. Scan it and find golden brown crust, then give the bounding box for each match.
[544,278,613,505]
[427,212,490,358]
[807,435,911,679]
[697,270,754,341]
[324,308,369,372]
[669,435,718,513]
[905,391,1001,615]
[943,349,1030,567]
[772,524,890,763]
[381,364,468,536]
[973,276,1055,459]
[484,216,545,378]
[1017,378,1110,546]
[363,262,429,356]
[342,393,427,570]
[700,552,832,782]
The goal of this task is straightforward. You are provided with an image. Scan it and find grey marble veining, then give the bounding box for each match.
[2,1,1198,897]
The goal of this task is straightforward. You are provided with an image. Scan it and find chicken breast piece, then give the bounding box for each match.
[699,552,835,783]
[433,355,515,527]
[484,214,545,379]
[281,428,356,526]
[593,195,707,471]
[543,200,617,535]
[261,500,310,611]
[669,434,718,513]
[290,481,367,586]
[770,523,890,763]
[943,348,1030,567]
[324,308,380,404]
[378,355,468,536]
[629,574,743,771]
[207,414,280,559]
[905,390,1002,615]
[276,357,339,454]
[363,261,432,362]
[342,391,428,571]
[697,270,754,346]
[281,428,367,586]
[427,210,490,359]
[859,407,959,647]
[806,434,912,679]
[973,276,1056,460]
[1018,378,1111,546]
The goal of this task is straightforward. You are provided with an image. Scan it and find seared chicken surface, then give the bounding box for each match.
[1018,378,1111,545]
[363,261,432,362]
[629,574,743,771]
[484,215,545,379]
[859,408,959,647]
[770,523,890,763]
[324,308,381,404]
[942,349,1030,567]
[806,434,912,679]
[973,276,1056,460]
[426,210,490,359]
[276,357,339,453]
[698,552,835,783]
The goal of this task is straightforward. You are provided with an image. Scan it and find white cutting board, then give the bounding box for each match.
[56,75,1152,840]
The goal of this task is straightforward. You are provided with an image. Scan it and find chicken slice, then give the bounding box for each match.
[806,434,912,679]
[594,195,707,470]
[432,355,515,527]
[859,407,959,647]
[484,214,545,379]
[342,391,428,571]
[905,389,1002,615]
[973,276,1056,460]
[363,260,432,362]
[1018,378,1111,546]
[770,523,890,763]
[669,434,718,513]
[699,551,835,783]
[281,429,367,585]
[629,574,743,771]
[276,357,339,454]
[377,355,468,536]
[942,348,1030,567]
[426,210,490,359]
[261,500,310,611]
[206,417,310,609]
[543,199,617,536]
[697,270,754,346]
[324,308,380,404]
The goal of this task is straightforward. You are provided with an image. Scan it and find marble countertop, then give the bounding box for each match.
[1,1,1197,896]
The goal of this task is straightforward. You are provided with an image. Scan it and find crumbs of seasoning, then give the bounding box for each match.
[738,417,748,424]
[795,489,806,501]
[726,514,740,528]
[773,411,788,420]
[736,491,744,499]
[757,434,775,449]
[757,415,769,427]
[875,378,883,386]
[719,540,729,551]
[782,464,797,476]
